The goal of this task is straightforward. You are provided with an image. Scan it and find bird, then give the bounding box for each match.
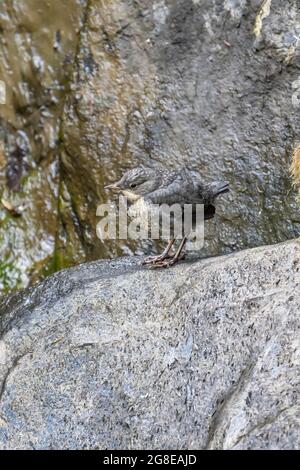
[105,165,229,268]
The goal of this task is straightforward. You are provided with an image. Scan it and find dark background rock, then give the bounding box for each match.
[60,0,300,267]
[0,0,300,292]
[0,240,299,449]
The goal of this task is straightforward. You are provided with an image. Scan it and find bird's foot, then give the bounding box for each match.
[142,253,172,265]
[148,253,185,269]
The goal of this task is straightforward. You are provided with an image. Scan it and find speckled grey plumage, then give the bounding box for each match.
[109,166,229,206]
[106,166,228,246]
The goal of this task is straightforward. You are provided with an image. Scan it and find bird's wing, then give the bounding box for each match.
[145,172,202,205]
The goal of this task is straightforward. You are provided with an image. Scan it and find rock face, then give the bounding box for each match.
[59,0,300,264]
[0,240,299,450]
[1,0,300,293]
[0,0,87,292]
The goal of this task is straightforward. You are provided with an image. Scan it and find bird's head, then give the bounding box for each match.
[105,166,160,201]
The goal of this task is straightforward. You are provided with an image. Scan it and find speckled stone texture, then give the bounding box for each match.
[0,240,299,449]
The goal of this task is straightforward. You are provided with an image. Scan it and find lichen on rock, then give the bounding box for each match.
[291,143,300,200]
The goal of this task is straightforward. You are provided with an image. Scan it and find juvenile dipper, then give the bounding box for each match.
[105,165,229,268]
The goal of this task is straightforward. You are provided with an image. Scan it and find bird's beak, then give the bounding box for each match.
[104,182,121,191]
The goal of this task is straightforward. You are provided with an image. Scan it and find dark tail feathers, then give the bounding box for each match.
[208,181,229,198]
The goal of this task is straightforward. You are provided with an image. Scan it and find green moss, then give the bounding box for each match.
[0,260,22,294]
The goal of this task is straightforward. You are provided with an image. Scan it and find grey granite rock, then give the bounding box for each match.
[0,240,299,449]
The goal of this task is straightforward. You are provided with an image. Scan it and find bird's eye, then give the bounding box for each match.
[130,183,137,188]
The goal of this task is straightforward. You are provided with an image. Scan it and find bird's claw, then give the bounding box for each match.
[149,258,177,269]
[141,254,171,265]
[147,254,185,269]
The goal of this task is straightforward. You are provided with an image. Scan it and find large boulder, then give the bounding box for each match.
[0,240,299,449]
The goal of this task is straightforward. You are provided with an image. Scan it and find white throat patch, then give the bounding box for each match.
[121,190,141,201]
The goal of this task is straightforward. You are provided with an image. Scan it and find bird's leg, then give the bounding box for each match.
[150,237,187,269]
[142,238,175,265]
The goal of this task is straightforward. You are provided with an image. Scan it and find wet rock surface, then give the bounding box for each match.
[0,1,87,292]
[0,240,299,449]
[60,0,300,265]
[1,0,300,292]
